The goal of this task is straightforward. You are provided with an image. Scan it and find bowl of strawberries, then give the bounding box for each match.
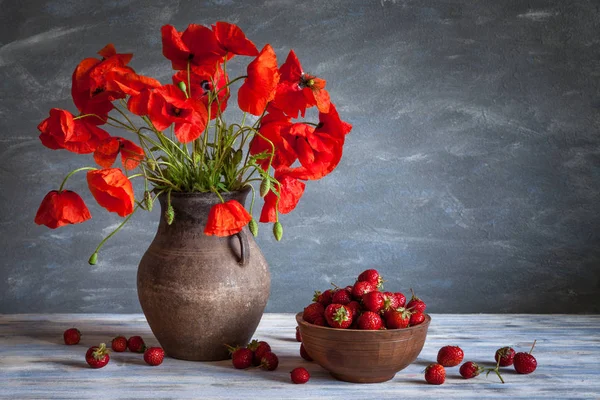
[296,269,430,383]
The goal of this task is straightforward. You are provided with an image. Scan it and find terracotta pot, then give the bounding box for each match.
[137,188,270,361]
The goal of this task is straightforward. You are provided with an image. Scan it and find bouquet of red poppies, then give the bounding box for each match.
[34,22,351,263]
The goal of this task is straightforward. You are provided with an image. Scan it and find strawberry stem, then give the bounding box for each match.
[529,339,537,355]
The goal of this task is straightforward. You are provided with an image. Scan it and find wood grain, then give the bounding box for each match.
[1,314,599,399]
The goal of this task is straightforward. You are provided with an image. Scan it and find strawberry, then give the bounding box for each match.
[394,292,407,308]
[459,361,484,379]
[406,288,426,313]
[324,304,353,329]
[111,336,127,352]
[230,347,253,369]
[424,363,445,385]
[351,281,375,299]
[362,291,385,313]
[303,302,325,324]
[385,307,411,329]
[127,336,146,353]
[300,343,313,361]
[437,345,464,367]
[495,346,516,367]
[85,343,110,369]
[331,288,352,305]
[248,340,271,366]
[382,292,400,313]
[346,300,361,319]
[312,316,326,326]
[357,311,383,330]
[313,289,333,306]
[409,311,426,326]
[290,367,310,384]
[260,351,279,371]
[514,340,537,374]
[357,269,383,289]
[63,328,81,345]
[295,326,302,342]
[144,347,165,366]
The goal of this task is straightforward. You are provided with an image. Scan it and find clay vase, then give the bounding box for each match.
[137,188,270,361]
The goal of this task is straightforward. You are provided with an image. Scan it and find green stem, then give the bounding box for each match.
[90,204,140,263]
[58,167,97,192]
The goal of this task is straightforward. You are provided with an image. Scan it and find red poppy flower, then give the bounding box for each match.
[260,170,306,223]
[34,190,92,229]
[161,24,224,72]
[94,137,144,170]
[204,200,252,237]
[271,50,331,118]
[172,63,229,119]
[144,84,209,143]
[250,110,296,170]
[87,168,135,217]
[38,108,110,154]
[72,44,134,123]
[238,44,280,116]
[211,21,258,60]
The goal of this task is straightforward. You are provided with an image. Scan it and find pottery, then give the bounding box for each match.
[296,312,431,383]
[137,188,270,361]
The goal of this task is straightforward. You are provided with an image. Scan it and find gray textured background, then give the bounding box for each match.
[1,0,599,313]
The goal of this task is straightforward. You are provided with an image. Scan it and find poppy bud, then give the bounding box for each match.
[249,219,258,237]
[88,252,98,265]
[144,191,153,212]
[259,178,270,198]
[232,149,243,166]
[273,222,283,241]
[165,204,174,225]
[147,159,156,171]
[177,81,187,94]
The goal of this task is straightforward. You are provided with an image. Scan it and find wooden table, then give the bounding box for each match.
[1,314,599,399]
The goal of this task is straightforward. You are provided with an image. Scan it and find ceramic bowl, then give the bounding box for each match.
[295,312,431,383]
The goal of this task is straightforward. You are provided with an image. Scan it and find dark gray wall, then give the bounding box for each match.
[1,0,599,313]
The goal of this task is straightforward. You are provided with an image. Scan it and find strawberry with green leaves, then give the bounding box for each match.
[459,361,485,379]
[351,281,376,300]
[495,346,516,366]
[247,339,271,366]
[357,269,384,290]
[86,343,110,369]
[303,302,325,324]
[385,307,411,329]
[324,304,353,329]
[406,288,426,313]
[362,291,385,313]
[357,311,383,330]
[313,289,333,306]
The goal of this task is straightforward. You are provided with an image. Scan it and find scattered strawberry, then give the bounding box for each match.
[63,328,81,345]
[357,269,383,289]
[230,347,254,369]
[495,346,516,367]
[409,311,426,326]
[313,289,333,306]
[362,291,385,313]
[144,347,165,366]
[459,361,484,379]
[331,288,352,305]
[406,288,426,313]
[351,281,376,299]
[303,302,325,324]
[85,343,110,369]
[357,311,383,330]
[295,326,302,342]
[324,304,353,329]
[437,345,464,367]
[248,340,271,366]
[111,336,127,352]
[514,340,537,374]
[290,367,310,384]
[260,351,279,371]
[127,336,146,353]
[424,363,445,385]
[385,307,411,329]
[300,343,313,361]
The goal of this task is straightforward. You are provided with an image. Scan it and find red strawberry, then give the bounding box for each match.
[295,326,302,342]
[362,291,385,313]
[290,367,310,384]
[312,316,326,326]
[394,292,407,308]
[357,269,383,289]
[324,304,353,329]
[514,340,537,374]
[260,351,279,371]
[437,345,464,367]
[351,281,375,299]
[303,302,325,324]
[495,346,516,367]
[331,288,352,305]
[127,336,146,353]
[231,347,253,369]
[300,343,313,361]
[144,347,165,366]
[459,361,484,379]
[85,343,110,369]
[424,363,445,385]
[248,340,272,366]
[385,307,411,329]
[406,288,426,313]
[111,336,127,352]
[409,311,426,326]
[63,328,81,345]
[346,300,361,318]
[382,292,400,313]
[313,289,333,306]
[357,311,383,330]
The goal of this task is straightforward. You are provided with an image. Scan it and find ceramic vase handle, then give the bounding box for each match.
[235,230,250,266]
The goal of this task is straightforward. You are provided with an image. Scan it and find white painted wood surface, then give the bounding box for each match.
[1,314,599,399]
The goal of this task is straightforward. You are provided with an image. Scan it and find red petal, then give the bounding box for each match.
[120,139,145,170]
[238,44,280,116]
[87,168,135,217]
[35,190,91,229]
[93,137,120,168]
[181,24,225,68]
[212,21,259,59]
[161,25,191,70]
[204,200,251,236]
